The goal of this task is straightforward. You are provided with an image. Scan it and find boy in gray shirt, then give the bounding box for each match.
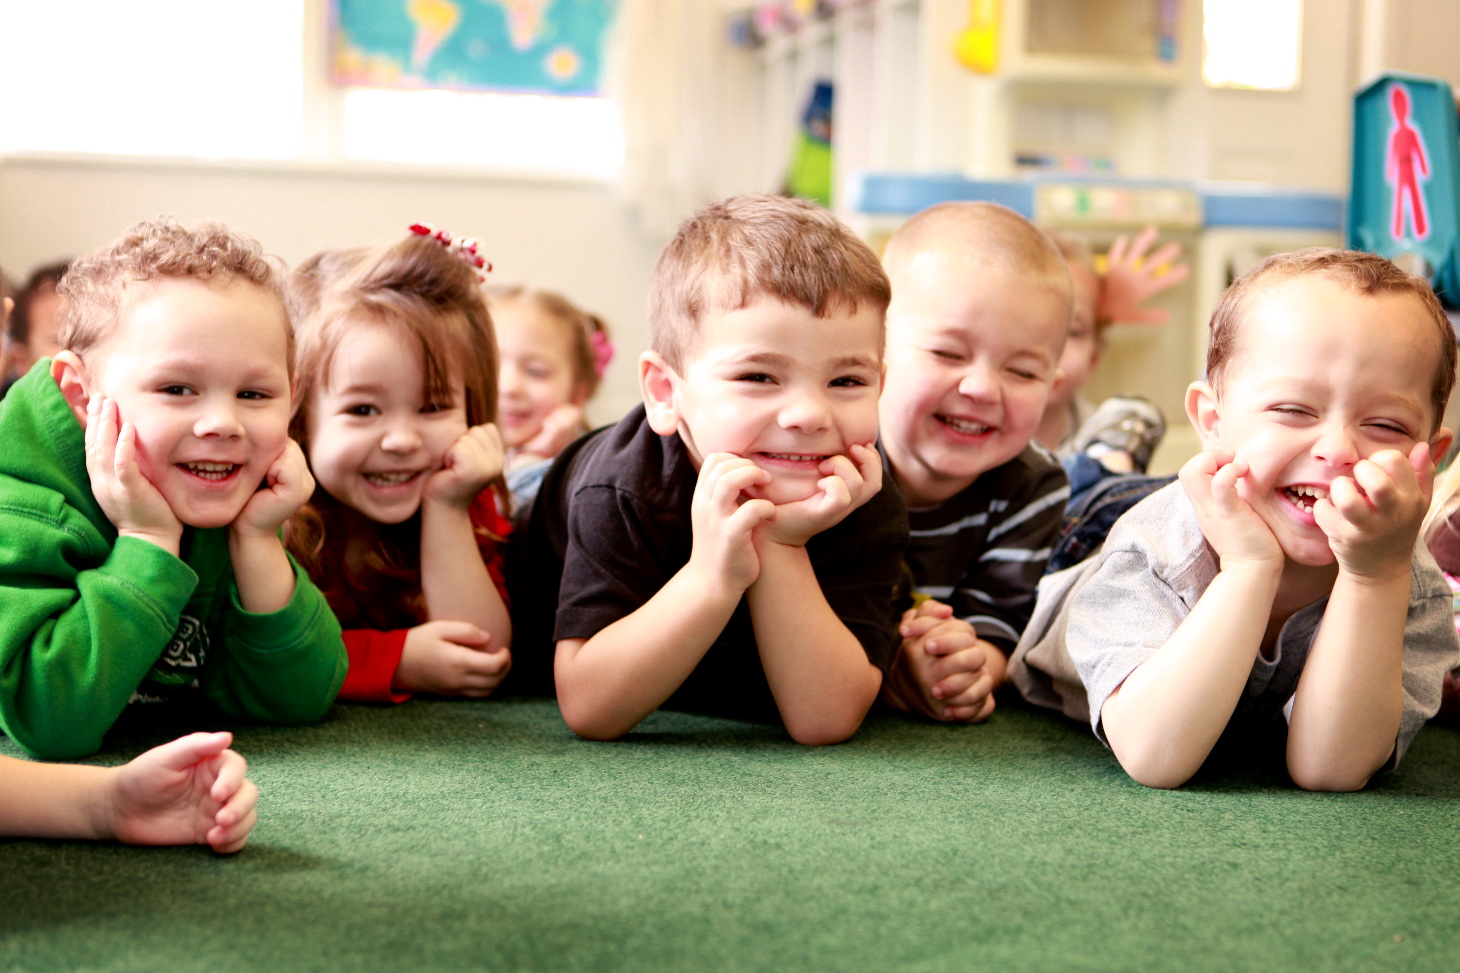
[1010,249,1459,790]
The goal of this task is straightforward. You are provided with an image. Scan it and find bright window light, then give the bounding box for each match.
[1203,0,1303,90]
[342,88,623,177]
[0,0,304,158]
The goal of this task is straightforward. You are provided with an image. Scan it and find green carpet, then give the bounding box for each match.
[1,697,1457,973]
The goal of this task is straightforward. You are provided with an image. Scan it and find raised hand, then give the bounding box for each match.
[1100,225,1191,326]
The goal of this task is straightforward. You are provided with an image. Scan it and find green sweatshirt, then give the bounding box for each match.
[0,363,347,759]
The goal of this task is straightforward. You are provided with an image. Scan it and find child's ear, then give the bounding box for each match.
[50,351,91,427]
[639,351,682,436]
[1185,379,1221,447]
[1430,426,1454,466]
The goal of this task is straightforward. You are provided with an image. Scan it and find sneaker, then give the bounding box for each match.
[1071,396,1166,473]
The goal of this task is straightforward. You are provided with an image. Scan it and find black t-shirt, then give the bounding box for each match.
[507,405,908,724]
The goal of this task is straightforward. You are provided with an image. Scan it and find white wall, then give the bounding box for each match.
[0,155,662,425]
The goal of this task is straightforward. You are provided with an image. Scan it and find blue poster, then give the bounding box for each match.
[332,0,619,96]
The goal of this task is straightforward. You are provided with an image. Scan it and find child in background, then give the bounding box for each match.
[0,731,257,853]
[486,282,613,506]
[1038,228,1189,486]
[285,226,513,703]
[509,195,906,744]
[1422,460,1460,717]
[1011,248,1458,790]
[876,201,1072,723]
[0,218,346,760]
[2,260,69,400]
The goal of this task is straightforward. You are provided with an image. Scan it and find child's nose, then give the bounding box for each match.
[193,399,244,439]
[1312,424,1359,470]
[381,420,424,453]
[957,362,998,401]
[778,389,832,432]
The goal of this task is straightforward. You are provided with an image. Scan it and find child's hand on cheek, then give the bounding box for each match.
[85,395,183,553]
[759,442,882,547]
[1180,448,1282,570]
[1314,441,1433,583]
[425,423,505,508]
[520,404,585,460]
[233,439,315,540]
[688,452,775,593]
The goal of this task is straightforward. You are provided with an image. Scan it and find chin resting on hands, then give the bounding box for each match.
[688,452,776,592]
[233,438,315,539]
[1179,448,1282,569]
[1315,442,1434,581]
[85,394,182,547]
[396,619,512,697]
[760,442,883,547]
[426,423,506,508]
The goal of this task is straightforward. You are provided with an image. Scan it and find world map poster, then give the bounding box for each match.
[332,0,619,96]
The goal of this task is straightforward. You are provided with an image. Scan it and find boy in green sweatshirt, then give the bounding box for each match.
[0,218,346,759]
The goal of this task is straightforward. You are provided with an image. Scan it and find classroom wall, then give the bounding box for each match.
[0,155,661,425]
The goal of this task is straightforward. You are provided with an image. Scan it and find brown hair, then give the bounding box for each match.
[283,233,505,630]
[1206,248,1457,430]
[882,201,1072,305]
[56,217,288,364]
[485,282,612,399]
[9,260,70,345]
[648,195,890,371]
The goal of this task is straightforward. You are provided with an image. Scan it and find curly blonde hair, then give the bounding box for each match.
[56,216,289,364]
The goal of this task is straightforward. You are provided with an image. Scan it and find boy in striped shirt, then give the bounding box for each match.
[877,202,1073,722]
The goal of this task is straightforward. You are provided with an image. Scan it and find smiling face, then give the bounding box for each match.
[642,296,884,506]
[305,320,468,524]
[72,277,293,528]
[1189,275,1452,568]
[880,254,1069,506]
[494,296,585,450]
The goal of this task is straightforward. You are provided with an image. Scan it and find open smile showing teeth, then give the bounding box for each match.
[364,471,420,488]
[1284,484,1329,514]
[181,462,238,481]
[939,415,992,436]
[760,452,826,463]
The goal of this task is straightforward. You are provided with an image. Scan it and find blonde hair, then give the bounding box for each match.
[56,216,288,364]
[1206,248,1456,430]
[648,195,890,371]
[485,282,611,399]
[882,201,1072,305]
[284,233,505,630]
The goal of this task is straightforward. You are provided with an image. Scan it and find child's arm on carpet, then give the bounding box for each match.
[0,731,257,852]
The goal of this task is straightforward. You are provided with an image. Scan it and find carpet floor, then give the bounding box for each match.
[1,697,1457,972]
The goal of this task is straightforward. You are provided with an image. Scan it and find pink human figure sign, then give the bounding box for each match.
[1387,84,1431,240]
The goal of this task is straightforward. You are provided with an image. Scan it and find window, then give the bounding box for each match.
[0,0,621,178]
[1203,0,1303,91]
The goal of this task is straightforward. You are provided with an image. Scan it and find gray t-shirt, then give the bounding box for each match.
[1009,482,1458,768]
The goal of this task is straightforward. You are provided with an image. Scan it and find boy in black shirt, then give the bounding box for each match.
[510,196,906,743]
